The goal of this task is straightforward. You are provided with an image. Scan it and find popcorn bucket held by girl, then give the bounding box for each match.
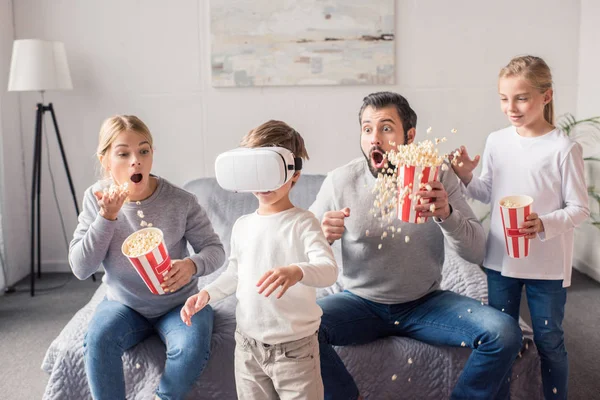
[498,195,534,259]
[122,227,171,294]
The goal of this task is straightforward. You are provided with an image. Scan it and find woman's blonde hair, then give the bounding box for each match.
[97,115,153,177]
[499,55,554,125]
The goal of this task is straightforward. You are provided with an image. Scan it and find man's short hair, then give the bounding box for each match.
[240,120,309,160]
[358,92,418,144]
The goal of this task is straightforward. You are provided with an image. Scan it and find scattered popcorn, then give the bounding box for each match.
[140,220,148,227]
[525,343,529,350]
[478,340,482,345]
[136,201,141,206]
[553,388,557,394]
[148,223,153,227]
[391,374,397,381]
[467,309,472,313]
[518,352,522,358]
[461,342,466,347]
[429,204,436,213]
[405,235,410,243]
[458,162,464,167]
[425,184,433,191]
[426,126,432,134]
[408,358,413,364]
[389,141,396,147]
[365,230,370,236]
[135,363,141,369]
[545,320,548,325]
[123,229,162,257]
[441,164,449,171]
[451,128,457,134]
[378,244,382,250]
[458,315,462,318]
[502,308,505,312]
[381,231,388,239]
[394,321,399,325]
[408,377,411,382]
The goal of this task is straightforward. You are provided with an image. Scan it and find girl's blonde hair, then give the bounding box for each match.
[97,115,153,177]
[499,55,555,125]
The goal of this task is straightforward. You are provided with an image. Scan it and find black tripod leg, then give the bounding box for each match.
[47,104,96,282]
[30,105,43,296]
[48,104,80,215]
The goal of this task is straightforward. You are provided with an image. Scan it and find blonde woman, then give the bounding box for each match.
[69,115,225,400]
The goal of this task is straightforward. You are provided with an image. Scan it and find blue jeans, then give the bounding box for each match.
[486,269,568,400]
[84,299,214,400]
[317,290,522,400]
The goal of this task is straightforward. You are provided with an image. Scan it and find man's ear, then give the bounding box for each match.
[406,127,416,145]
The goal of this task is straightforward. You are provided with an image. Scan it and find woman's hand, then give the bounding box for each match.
[180,290,210,326]
[450,146,480,185]
[520,213,545,239]
[162,258,197,293]
[94,189,129,221]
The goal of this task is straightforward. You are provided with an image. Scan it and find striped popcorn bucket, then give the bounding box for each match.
[499,195,534,259]
[396,165,440,223]
[121,227,172,295]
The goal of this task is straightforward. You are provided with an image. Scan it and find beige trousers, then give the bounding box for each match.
[234,330,323,400]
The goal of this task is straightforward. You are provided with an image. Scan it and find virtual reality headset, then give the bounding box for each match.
[215,147,303,192]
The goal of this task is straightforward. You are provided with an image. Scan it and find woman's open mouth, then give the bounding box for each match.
[130,173,143,184]
[370,149,386,169]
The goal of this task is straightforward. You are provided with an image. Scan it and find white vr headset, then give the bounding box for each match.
[215,147,303,192]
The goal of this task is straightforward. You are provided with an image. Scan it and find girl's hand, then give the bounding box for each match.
[520,213,544,239]
[162,258,197,293]
[94,190,129,221]
[449,146,480,185]
[180,290,210,326]
[256,265,304,299]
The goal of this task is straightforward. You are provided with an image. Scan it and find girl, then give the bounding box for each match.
[69,115,225,400]
[452,55,589,399]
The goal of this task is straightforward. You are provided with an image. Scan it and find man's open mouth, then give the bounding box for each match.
[370,149,385,169]
[130,173,143,184]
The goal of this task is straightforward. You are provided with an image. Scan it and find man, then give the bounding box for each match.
[310,91,522,400]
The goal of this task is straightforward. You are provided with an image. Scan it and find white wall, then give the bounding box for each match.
[1,0,29,288]
[574,0,600,282]
[4,0,582,277]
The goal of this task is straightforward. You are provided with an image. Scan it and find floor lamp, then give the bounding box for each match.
[8,39,93,296]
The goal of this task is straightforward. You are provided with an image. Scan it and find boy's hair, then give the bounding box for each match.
[499,55,554,125]
[358,92,417,144]
[240,120,309,160]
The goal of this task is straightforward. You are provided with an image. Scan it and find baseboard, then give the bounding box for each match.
[574,259,600,283]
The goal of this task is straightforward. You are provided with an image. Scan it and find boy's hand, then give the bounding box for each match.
[162,258,197,293]
[520,213,544,239]
[322,207,350,244]
[256,265,304,299]
[180,290,210,326]
[449,146,480,185]
[94,189,129,221]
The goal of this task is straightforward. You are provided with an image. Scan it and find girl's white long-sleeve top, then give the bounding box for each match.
[203,207,338,344]
[465,127,589,287]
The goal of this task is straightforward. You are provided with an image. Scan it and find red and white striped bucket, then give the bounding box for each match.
[122,227,171,295]
[396,165,440,223]
[499,195,534,259]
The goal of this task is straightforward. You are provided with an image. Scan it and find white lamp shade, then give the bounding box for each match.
[8,39,73,92]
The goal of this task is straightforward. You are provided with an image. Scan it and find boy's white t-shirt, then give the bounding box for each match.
[203,207,338,344]
[466,127,589,287]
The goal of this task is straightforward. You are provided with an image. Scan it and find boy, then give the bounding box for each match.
[181,120,338,400]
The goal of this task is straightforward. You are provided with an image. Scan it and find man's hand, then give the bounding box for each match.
[520,213,544,239]
[161,258,197,293]
[450,145,480,186]
[180,290,210,326]
[256,265,304,299]
[414,181,451,220]
[321,207,350,244]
